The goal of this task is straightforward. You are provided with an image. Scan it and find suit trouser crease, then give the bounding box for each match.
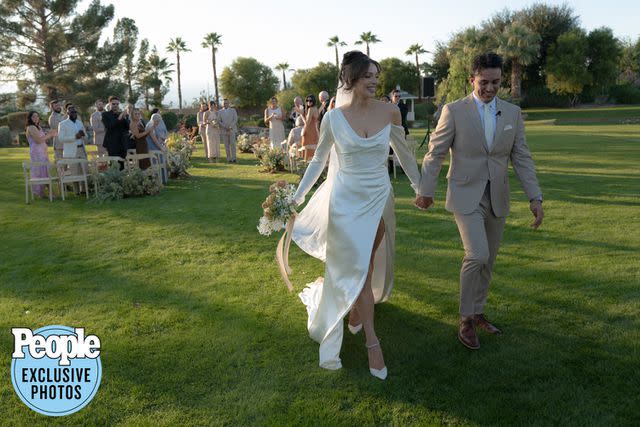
[453,183,506,316]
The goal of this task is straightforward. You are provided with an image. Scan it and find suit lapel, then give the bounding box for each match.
[491,98,505,153]
[463,95,489,153]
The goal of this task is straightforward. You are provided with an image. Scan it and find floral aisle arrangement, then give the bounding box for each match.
[166,132,194,178]
[257,180,297,236]
[88,164,161,202]
[237,133,256,153]
[253,144,285,173]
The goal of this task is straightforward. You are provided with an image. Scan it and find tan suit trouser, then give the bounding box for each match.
[221,131,236,161]
[453,182,506,316]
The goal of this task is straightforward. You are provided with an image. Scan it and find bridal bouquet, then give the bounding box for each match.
[257,180,297,236]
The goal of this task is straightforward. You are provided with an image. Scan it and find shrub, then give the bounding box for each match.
[7,112,28,132]
[413,102,436,121]
[88,164,161,202]
[609,84,640,104]
[521,85,571,108]
[0,126,10,147]
[179,113,197,129]
[161,111,179,131]
[0,116,8,127]
[16,132,28,146]
[166,132,194,178]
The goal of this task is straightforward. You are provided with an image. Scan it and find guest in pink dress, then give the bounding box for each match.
[26,111,57,197]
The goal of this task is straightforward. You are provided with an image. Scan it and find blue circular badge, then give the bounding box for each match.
[11,325,102,417]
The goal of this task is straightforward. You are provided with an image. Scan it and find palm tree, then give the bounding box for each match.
[497,22,541,100]
[201,32,223,103]
[327,36,347,68]
[405,43,429,100]
[354,31,381,56]
[275,63,290,90]
[166,37,190,111]
[144,47,173,108]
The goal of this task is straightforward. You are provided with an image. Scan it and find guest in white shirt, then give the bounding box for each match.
[58,104,88,193]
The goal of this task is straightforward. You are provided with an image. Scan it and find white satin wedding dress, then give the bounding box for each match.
[291,108,420,369]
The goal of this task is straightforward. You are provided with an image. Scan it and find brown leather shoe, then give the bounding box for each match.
[474,314,502,335]
[458,317,480,350]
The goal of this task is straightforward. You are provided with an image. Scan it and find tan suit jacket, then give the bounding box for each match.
[419,95,541,217]
[90,110,105,146]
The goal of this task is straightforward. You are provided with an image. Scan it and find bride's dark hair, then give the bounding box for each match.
[338,50,381,91]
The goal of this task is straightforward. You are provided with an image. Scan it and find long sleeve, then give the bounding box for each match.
[419,104,455,197]
[57,121,76,144]
[510,109,542,200]
[293,112,334,205]
[389,125,420,193]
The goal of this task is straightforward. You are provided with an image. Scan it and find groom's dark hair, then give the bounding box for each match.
[472,53,503,75]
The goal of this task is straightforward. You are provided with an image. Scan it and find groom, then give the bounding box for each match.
[415,52,544,350]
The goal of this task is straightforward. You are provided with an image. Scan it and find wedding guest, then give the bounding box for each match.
[318,90,330,124]
[289,51,421,379]
[25,111,57,198]
[218,98,238,163]
[328,97,336,111]
[48,100,66,160]
[197,103,208,158]
[154,110,168,142]
[90,99,107,155]
[391,89,409,136]
[102,96,130,162]
[146,113,167,183]
[289,96,304,124]
[298,94,319,160]
[264,96,286,148]
[204,100,220,162]
[285,115,304,155]
[58,104,88,193]
[129,108,155,169]
[380,94,391,103]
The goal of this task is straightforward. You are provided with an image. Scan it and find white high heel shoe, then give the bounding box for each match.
[347,323,362,335]
[366,341,387,380]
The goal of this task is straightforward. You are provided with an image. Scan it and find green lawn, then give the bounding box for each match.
[523,105,640,124]
[1,122,639,426]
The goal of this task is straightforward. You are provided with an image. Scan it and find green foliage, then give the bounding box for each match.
[7,112,28,132]
[546,29,592,105]
[422,41,449,84]
[497,21,541,100]
[609,84,640,104]
[0,0,124,102]
[253,145,285,173]
[290,62,339,100]
[220,57,279,108]
[16,132,28,146]
[89,164,160,202]
[520,85,571,108]
[113,17,139,103]
[377,58,418,97]
[618,38,640,84]
[162,112,179,131]
[586,27,622,95]
[0,126,10,147]
[180,113,197,129]
[0,116,8,127]
[413,102,435,121]
[274,88,298,113]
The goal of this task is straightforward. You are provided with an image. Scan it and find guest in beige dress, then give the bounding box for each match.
[204,101,220,162]
[264,96,286,148]
[197,103,208,158]
[90,99,107,155]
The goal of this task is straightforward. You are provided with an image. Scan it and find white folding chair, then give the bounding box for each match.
[56,159,89,200]
[149,150,167,184]
[22,161,58,203]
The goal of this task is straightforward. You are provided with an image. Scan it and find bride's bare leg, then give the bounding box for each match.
[354,219,386,370]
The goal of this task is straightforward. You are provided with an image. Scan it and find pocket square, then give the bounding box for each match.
[503,124,513,131]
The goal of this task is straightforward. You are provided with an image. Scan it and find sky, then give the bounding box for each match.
[4,0,640,106]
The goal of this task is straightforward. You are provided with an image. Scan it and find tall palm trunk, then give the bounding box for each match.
[511,59,522,100]
[212,47,219,102]
[415,53,422,100]
[334,46,339,69]
[281,70,287,90]
[176,51,183,111]
[366,44,370,56]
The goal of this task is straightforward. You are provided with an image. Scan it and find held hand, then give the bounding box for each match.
[415,196,434,211]
[530,200,544,229]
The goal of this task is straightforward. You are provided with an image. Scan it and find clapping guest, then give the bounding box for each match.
[146,113,167,183]
[265,96,286,148]
[48,100,66,160]
[204,100,220,163]
[90,99,107,155]
[102,96,130,162]
[58,104,88,194]
[25,111,57,198]
[289,96,304,124]
[197,103,208,158]
[129,108,156,169]
[299,94,319,161]
[318,90,330,124]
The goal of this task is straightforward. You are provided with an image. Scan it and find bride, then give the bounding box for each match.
[290,51,421,379]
